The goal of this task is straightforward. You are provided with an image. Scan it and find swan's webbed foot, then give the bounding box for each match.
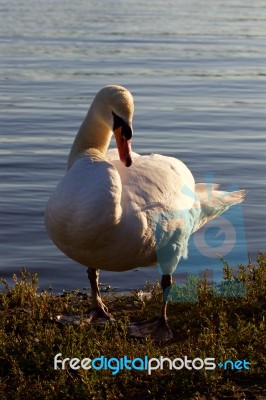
[127,316,173,342]
[86,300,115,325]
[127,274,174,342]
[55,302,115,326]
[55,268,115,326]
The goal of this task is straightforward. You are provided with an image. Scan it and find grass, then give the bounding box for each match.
[0,253,265,400]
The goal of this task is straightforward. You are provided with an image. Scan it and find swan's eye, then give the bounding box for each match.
[112,111,132,140]
[112,111,124,130]
[121,124,132,140]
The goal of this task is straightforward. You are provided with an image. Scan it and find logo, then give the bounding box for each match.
[151,174,248,301]
[54,354,251,375]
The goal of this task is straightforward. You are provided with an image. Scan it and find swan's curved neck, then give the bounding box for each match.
[67,106,112,169]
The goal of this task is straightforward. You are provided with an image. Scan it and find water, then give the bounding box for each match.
[1,0,265,292]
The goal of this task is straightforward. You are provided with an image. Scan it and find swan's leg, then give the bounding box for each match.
[127,274,173,342]
[87,267,115,324]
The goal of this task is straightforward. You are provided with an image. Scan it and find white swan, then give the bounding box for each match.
[45,85,246,341]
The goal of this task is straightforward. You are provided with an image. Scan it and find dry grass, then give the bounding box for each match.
[0,253,265,399]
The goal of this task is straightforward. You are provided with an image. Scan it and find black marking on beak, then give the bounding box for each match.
[112,111,132,140]
[121,124,132,140]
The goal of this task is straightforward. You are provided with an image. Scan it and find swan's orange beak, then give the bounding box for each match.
[114,127,133,167]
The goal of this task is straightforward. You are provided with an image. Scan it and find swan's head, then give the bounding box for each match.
[93,85,134,167]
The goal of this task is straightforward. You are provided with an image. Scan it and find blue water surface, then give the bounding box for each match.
[0,0,265,292]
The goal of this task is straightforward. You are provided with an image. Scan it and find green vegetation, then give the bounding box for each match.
[0,253,265,400]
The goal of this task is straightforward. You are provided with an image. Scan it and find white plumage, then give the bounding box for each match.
[45,85,246,340]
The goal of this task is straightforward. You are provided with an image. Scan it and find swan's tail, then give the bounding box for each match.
[192,183,247,233]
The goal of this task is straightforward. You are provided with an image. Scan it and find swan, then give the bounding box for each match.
[45,85,247,341]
